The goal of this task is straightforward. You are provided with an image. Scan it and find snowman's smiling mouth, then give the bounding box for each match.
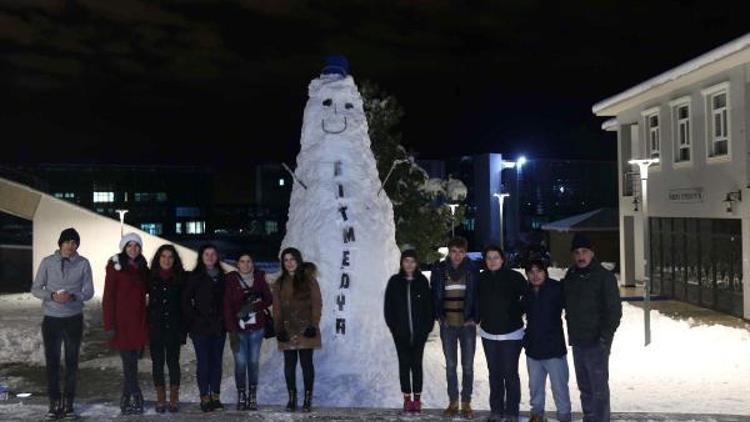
[322,117,347,134]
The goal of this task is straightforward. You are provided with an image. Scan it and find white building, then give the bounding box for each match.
[593,33,750,319]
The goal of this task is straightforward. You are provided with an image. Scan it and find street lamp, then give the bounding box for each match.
[115,209,129,237]
[447,203,459,237]
[493,193,510,249]
[627,158,659,346]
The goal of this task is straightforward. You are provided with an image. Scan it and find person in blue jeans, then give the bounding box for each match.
[430,236,479,418]
[523,259,571,422]
[224,252,272,411]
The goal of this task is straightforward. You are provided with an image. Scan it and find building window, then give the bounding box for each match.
[701,83,730,159]
[265,221,279,234]
[140,223,163,236]
[93,191,114,203]
[156,192,168,202]
[669,97,691,164]
[54,192,76,200]
[175,222,183,234]
[186,221,206,234]
[641,108,660,159]
[176,207,201,218]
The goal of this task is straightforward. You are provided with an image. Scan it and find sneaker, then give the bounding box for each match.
[45,399,62,419]
[403,396,413,413]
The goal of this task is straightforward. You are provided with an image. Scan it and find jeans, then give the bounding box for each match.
[192,334,226,396]
[394,338,427,394]
[119,350,142,395]
[573,344,611,422]
[233,328,265,390]
[150,334,181,387]
[482,339,522,416]
[527,356,572,421]
[439,323,476,402]
[283,349,314,392]
[42,314,83,400]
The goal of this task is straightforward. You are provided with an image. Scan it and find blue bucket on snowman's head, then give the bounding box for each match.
[321,55,349,77]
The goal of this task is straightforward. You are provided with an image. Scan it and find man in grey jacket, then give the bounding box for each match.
[31,228,94,419]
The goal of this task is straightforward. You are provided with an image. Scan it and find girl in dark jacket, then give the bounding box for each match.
[102,233,149,415]
[477,245,528,421]
[272,247,322,413]
[181,244,226,412]
[147,244,186,413]
[223,252,272,411]
[384,249,435,414]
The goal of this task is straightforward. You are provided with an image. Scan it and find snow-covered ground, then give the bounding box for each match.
[1,268,749,417]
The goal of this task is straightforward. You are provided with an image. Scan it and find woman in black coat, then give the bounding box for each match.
[384,249,435,415]
[147,244,186,413]
[181,244,227,413]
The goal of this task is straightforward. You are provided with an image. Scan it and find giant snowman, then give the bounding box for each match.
[277,57,401,404]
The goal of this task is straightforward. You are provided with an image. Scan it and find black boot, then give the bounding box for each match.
[210,392,224,411]
[45,398,62,419]
[61,396,75,419]
[247,385,258,411]
[236,388,247,411]
[302,389,313,412]
[199,395,211,413]
[119,394,131,416]
[285,388,297,412]
[131,392,144,415]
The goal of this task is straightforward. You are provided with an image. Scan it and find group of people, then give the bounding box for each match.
[32,227,621,421]
[32,227,321,419]
[383,236,622,422]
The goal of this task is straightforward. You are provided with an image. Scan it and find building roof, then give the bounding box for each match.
[541,207,618,233]
[593,32,750,116]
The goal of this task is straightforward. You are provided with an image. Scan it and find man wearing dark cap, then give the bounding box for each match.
[562,233,621,422]
[31,228,94,419]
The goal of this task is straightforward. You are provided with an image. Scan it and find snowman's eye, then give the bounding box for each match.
[323,99,332,106]
[345,103,354,109]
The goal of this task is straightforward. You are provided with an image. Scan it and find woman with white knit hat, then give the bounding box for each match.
[103,232,150,415]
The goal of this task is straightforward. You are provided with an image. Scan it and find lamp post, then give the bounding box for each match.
[447,203,459,237]
[628,158,659,346]
[115,209,129,237]
[493,193,510,249]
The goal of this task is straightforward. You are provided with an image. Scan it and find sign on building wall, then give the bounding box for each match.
[668,187,704,203]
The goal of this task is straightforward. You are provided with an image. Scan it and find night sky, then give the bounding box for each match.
[2,1,749,167]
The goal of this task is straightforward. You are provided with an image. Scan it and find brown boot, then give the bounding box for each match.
[461,401,474,419]
[155,386,167,413]
[443,400,459,417]
[168,385,179,413]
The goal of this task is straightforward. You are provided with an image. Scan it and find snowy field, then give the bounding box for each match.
[1,268,749,418]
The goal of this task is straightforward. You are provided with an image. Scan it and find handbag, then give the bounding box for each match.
[237,273,276,339]
[262,307,275,339]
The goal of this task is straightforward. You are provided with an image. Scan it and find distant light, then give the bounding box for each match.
[517,156,527,168]
[559,186,565,194]
[278,178,285,187]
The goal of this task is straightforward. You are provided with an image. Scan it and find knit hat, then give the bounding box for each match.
[321,55,349,76]
[58,228,80,247]
[400,249,418,262]
[570,233,593,251]
[119,232,143,251]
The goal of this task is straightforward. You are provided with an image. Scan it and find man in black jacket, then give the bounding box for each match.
[429,237,479,418]
[563,234,622,422]
[523,259,571,422]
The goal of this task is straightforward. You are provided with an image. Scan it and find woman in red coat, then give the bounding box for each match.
[103,232,149,416]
